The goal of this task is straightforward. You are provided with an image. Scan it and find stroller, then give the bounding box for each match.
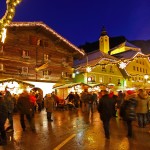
[56,99,67,110]
[67,100,76,110]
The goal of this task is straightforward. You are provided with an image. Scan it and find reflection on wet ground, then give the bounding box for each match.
[0,108,150,150]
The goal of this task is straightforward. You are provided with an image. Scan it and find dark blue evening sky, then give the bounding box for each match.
[1,0,150,46]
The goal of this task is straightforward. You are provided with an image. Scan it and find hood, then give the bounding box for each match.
[125,93,137,101]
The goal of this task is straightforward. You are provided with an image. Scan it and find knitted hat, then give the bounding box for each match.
[126,90,135,95]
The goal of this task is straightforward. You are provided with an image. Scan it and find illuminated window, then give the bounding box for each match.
[44,54,49,62]
[99,76,103,83]
[110,66,114,73]
[43,70,51,76]
[40,40,49,47]
[88,76,95,82]
[118,79,121,86]
[22,67,28,74]
[22,50,30,58]
[143,68,145,73]
[61,72,69,78]
[43,70,51,79]
[146,69,147,74]
[102,65,106,71]
[108,77,112,83]
[140,68,142,72]
[0,45,4,53]
[0,64,4,71]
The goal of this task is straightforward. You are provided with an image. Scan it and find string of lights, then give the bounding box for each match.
[75,52,150,72]
[8,22,85,55]
[0,0,22,43]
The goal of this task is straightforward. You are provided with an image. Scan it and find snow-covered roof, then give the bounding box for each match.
[9,22,85,56]
[74,50,118,68]
[112,50,139,59]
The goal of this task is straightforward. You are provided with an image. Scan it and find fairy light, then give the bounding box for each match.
[8,22,85,56]
[1,28,7,43]
[0,0,22,43]
[86,66,91,72]
[119,62,127,69]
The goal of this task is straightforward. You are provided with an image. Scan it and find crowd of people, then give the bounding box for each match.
[0,87,150,145]
[98,89,150,139]
[0,89,44,146]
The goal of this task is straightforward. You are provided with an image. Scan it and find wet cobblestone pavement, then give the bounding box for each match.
[0,107,150,150]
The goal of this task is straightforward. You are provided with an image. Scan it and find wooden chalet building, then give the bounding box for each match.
[0,22,84,95]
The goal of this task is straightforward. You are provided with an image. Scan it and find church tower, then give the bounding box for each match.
[99,26,109,54]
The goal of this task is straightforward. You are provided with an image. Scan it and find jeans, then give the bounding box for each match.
[137,113,147,128]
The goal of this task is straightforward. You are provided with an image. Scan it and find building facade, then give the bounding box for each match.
[0,22,84,95]
[74,27,150,91]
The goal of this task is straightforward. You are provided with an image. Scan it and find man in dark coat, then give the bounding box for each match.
[87,92,94,114]
[97,90,114,139]
[0,92,8,145]
[4,90,14,132]
[17,91,35,132]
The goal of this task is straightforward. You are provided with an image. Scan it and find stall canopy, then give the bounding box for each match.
[89,83,105,88]
[53,82,91,89]
[0,78,35,88]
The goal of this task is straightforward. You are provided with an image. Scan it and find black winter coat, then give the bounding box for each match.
[17,94,32,114]
[0,98,8,123]
[98,94,114,121]
[120,97,137,121]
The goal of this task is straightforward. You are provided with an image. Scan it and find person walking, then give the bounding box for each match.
[136,89,149,128]
[80,90,88,112]
[17,90,35,132]
[4,90,14,132]
[36,93,43,112]
[0,92,8,145]
[108,90,118,117]
[44,93,54,122]
[87,92,94,114]
[74,92,80,108]
[29,92,37,117]
[97,90,114,139]
[120,90,137,138]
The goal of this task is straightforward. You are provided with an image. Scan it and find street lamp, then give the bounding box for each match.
[85,66,91,84]
[144,74,149,85]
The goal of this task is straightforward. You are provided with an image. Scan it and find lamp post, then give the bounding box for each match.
[86,66,91,84]
[144,75,149,86]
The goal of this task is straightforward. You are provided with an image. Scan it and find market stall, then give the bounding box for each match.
[0,78,35,94]
[53,82,91,99]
